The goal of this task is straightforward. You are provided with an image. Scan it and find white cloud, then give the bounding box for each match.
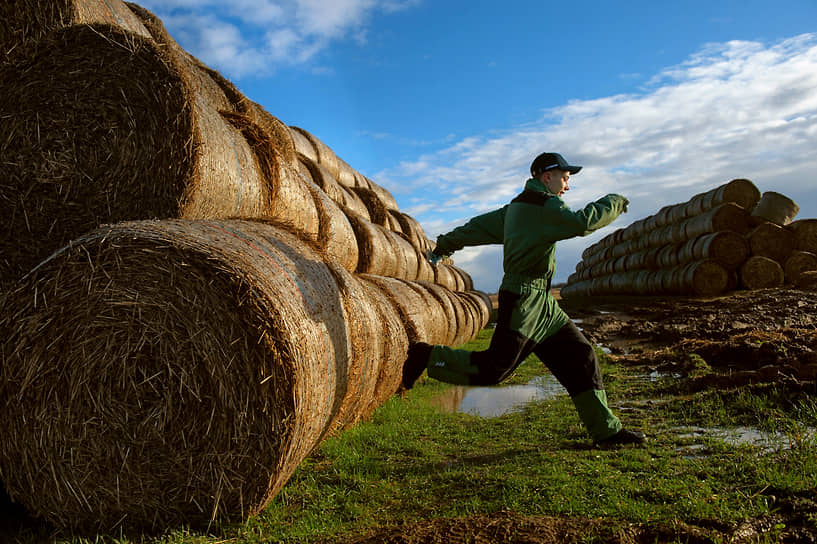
[378,34,817,292]
[135,0,418,77]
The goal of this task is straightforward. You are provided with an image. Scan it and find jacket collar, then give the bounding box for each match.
[524,177,555,196]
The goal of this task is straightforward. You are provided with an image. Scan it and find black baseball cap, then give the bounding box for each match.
[530,152,582,177]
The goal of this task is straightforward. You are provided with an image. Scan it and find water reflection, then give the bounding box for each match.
[675,425,816,456]
[431,374,565,418]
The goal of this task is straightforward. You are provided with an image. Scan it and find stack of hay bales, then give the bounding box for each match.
[0,0,489,533]
[562,179,817,298]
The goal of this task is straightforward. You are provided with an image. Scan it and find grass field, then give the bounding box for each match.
[6,327,817,543]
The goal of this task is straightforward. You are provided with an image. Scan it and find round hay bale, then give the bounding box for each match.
[1,0,151,62]
[698,178,761,211]
[288,126,318,164]
[740,255,785,290]
[299,154,355,215]
[449,265,475,291]
[0,219,356,532]
[336,157,357,187]
[787,219,817,253]
[433,263,460,291]
[359,275,431,344]
[221,112,319,237]
[127,3,235,112]
[368,180,400,212]
[750,191,800,226]
[672,260,729,296]
[459,290,492,331]
[301,172,359,273]
[680,231,749,270]
[784,251,817,285]
[289,127,341,180]
[682,202,750,240]
[796,270,817,290]
[237,100,297,166]
[390,231,422,281]
[747,222,795,263]
[402,281,450,345]
[357,278,409,413]
[352,186,390,227]
[348,215,397,277]
[0,25,270,289]
[414,281,459,345]
[452,292,479,344]
[390,211,426,250]
[352,170,372,189]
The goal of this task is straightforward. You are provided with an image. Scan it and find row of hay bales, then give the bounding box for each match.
[0,0,469,294]
[561,178,817,298]
[0,0,490,533]
[0,219,491,532]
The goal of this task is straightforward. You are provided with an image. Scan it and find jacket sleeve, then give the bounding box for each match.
[435,206,506,256]
[551,193,629,240]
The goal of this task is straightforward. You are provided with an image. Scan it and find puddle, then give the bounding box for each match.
[430,374,565,418]
[674,426,816,456]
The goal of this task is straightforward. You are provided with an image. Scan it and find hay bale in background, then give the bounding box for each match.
[1,25,272,288]
[353,186,391,227]
[788,219,817,253]
[290,126,341,181]
[0,219,362,531]
[797,270,817,290]
[747,222,795,264]
[784,251,817,285]
[740,255,785,290]
[360,275,432,343]
[750,191,800,226]
[303,176,359,273]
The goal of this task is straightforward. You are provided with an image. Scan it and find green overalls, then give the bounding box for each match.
[426,178,629,441]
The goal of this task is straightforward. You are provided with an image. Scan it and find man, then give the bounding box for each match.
[402,152,646,447]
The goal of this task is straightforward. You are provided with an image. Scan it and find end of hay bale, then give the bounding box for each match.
[750,191,800,226]
[739,255,785,290]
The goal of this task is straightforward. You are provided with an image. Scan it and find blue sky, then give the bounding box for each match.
[137,0,817,292]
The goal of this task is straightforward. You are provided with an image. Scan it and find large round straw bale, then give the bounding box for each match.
[301,171,359,273]
[787,219,817,253]
[289,127,341,180]
[459,291,492,331]
[452,292,479,344]
[221,112,319,237]
[368,180,400,212]
[348,215,397,276]
[413,281,459,345]
[355,279,409,411]
[0,25,271,289]
[353,186,391,227]
[682,202,751,241]
[289,126,318,164]
[389,211,425,249]
[750,191,800,226]
[784,251,817,285]
[1,0,151,61]
[672,260,729,296]
[126,2,234,112]
[322,266,384,433]
[747,222,795,264]
[680,231,749,270]
[0,219,357,531]
[387,230,421,281]
[740,255,785,290]
[434,263,460,291]
[402,281,451,345]
[698,178,761,211]
[337,157,358,187]
[359,275,431,343]
[450,265,475,291]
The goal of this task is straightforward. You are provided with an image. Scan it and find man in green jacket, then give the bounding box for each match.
[402,152,646,447]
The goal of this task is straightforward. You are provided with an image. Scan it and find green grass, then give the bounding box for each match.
[6,327,817,543]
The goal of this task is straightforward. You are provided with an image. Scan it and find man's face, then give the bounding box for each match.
[544,169,570,196]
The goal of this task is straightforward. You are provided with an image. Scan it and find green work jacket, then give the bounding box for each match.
[434,178,628,340]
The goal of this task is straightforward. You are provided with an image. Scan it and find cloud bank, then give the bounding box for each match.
[136,0,421,76]
[380,34,817,291]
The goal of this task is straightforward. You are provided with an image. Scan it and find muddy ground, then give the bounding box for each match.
[337,288,817,544]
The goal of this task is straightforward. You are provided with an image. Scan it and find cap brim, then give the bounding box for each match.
[567,165,582,174]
